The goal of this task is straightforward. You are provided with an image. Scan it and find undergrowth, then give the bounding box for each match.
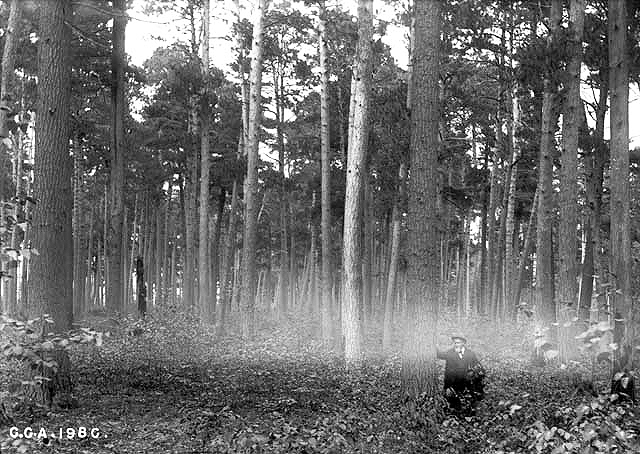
[0,307,638,453]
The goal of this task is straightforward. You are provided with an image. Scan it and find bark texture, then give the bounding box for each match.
[535,0,561,328]
[319,0,333,344]
[240,0,268,339]
[608,0,631,369]
[341,0,373,368]
[107,0,127,314]
[199,0,212,322]
[29,0,73,333]
[558,0,584,359]
[401,0,441,397]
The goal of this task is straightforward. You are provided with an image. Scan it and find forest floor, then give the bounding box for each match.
[1,310,639,454]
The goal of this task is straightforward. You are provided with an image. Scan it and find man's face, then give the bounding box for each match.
[453,340,465,352]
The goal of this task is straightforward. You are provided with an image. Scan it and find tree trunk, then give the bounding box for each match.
[579,70,607,320]
[309,215,318,318]
[401,0,441,398]
[210,188,225,319]
[362,176,373,324]
[136,256,146,318]
[608,0,631,372]
[535,0,561,333]
[2,1,24,314]
[513,187,539,316]
[29,0,73,333]
[0,0,22,139]
[72,138,84,317]
[319,0,332,343]
[198,0,212,322]
[103,185,108,305]
[485,159,498,315]
[492,160,511,321]
[85,208,94,314]
[240,0,268,339]
[505,88,521,315]
[185,112,198,312]
[465,215,472,317]
[129,194,140,312]
[382,164,405,352]
[18,133,31,311]
[479,151,489,316]
[170,234,177,307]
[106,0,127,314]
[95,235,102,308]
[143,193,152,306]
[273,51,289,322]
[162,200,171,304]
[154,203,163,304]
[557,0,584,360]
[6,114,26,315]
[341,0,373,368]
[217,186,239,334]
[122,208,129,309]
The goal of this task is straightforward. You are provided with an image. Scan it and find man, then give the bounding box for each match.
[436,335,485,415]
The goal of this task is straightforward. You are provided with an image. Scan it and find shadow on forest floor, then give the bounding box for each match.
[1,312,639,453]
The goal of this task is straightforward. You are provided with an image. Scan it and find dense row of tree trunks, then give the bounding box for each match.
[29,0,73,333]
[6,0,636,401]
[341,0,373,368]
[535,0,561,333]
[106,0,127,315]
[401,0,441,397]
[608,0,631,372]
[241,0,268,339]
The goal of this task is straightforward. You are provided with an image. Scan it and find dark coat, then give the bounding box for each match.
[437,348,483,392]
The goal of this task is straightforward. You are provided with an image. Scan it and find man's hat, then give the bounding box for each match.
[451,335,467,343]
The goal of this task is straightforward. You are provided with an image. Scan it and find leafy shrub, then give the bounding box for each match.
[0,314,102,412]
[527,393,640,453]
